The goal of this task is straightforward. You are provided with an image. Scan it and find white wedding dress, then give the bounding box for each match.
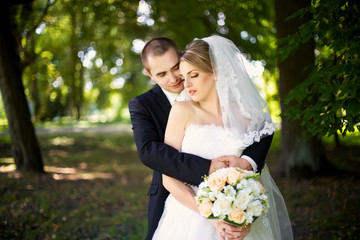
[153,124,292,240]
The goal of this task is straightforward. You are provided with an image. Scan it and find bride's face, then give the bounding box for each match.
[180,61,216,102]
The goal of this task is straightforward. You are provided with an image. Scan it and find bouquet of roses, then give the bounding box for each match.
[195,167,269,227]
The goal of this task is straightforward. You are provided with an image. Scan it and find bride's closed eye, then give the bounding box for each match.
[190,73,199,78]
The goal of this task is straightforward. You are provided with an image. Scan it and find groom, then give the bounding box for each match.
[128,37,273,240]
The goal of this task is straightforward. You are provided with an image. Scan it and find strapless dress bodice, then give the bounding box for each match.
[181,124,243,159]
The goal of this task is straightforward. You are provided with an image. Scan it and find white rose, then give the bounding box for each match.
[223,185,237,198]
[236,178,248,190]
[209,191,217,201]
[197,188,210,198]
[248,179,261,196]
[246,210,254,224]
[199,181,209,188]
[259,194,268,201]
[215,191,226,199]
[248,200,263,217]
[196,195,210,204]
[212,196,232,217]
[234,190,251,210]
[256,181,266,195]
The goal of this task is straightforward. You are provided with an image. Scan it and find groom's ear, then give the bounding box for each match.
[144,69,153,80]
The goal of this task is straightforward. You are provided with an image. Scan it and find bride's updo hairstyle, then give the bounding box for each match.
[180,40,213,74]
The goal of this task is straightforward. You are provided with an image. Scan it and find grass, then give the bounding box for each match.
[0,129,360,239]
[0,132,150,240]
[267,131,360,239]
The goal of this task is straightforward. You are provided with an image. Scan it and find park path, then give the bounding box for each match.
[0,123,132,135]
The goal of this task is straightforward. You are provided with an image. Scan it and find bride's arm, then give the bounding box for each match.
[162,102,200,213]
[162,175,199,213]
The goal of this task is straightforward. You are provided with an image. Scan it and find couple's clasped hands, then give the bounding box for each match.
[209,155,253,175]
[208,155,253,240]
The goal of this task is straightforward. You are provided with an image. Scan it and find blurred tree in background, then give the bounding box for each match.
[13,0,148,121]
[280,0,360,138]
[276,0,360,176]
[0,1,43,172]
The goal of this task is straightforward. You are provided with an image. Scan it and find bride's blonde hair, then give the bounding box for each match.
[180,40,213,74]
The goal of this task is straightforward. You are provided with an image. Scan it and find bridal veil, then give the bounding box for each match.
[202,35,293,240]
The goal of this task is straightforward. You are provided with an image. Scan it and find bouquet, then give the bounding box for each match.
[195,167,269,227]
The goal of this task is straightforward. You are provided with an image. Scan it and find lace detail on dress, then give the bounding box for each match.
[235,121,276,150]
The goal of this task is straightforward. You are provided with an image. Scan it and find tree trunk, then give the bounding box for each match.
[29,73,41,117]
[0,4,44,172]
[274,0,327,177]
[69,4,84,121]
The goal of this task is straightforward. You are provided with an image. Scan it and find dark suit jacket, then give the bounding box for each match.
[128,84,273,240]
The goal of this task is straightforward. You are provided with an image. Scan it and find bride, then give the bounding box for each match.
[152,35,293,239]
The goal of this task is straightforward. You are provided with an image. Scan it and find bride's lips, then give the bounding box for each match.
[188,90,197,96]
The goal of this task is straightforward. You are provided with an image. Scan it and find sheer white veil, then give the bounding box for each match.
[202,35,293,240]
[202,35,275,150]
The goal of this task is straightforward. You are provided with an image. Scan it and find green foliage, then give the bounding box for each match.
[152,0,277,68]
[2,0,279,124]
[279,0,360,138]
[11,0,150,122]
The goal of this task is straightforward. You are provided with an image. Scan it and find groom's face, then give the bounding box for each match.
[145,48,184,94]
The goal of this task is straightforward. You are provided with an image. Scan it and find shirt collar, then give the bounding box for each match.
[161,88,179,106]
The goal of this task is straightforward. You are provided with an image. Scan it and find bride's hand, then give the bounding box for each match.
[209,220,251,240]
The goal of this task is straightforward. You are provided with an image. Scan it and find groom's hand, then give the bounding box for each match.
[216,155,253,171]
[209,158,229,175]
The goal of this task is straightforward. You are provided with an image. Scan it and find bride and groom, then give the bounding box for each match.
[129,35,293,239]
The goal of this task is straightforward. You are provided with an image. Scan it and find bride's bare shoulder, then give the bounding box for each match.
[170,101,196,116]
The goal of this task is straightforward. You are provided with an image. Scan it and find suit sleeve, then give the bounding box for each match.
[242,133,273,173]
[129,97,211,186]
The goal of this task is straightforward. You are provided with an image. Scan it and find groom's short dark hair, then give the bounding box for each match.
[141,37,180,71]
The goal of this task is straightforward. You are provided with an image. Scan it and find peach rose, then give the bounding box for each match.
[227,167,243,185]
[208,171,227,192]
[199,201,213,218]
[228,207,247,225]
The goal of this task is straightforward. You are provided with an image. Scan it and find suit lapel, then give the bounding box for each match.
[152,85,171,116]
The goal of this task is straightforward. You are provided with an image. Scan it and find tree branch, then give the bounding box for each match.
[25,0,54,40]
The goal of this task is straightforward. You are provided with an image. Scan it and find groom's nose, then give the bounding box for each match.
[169,71,180,83]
